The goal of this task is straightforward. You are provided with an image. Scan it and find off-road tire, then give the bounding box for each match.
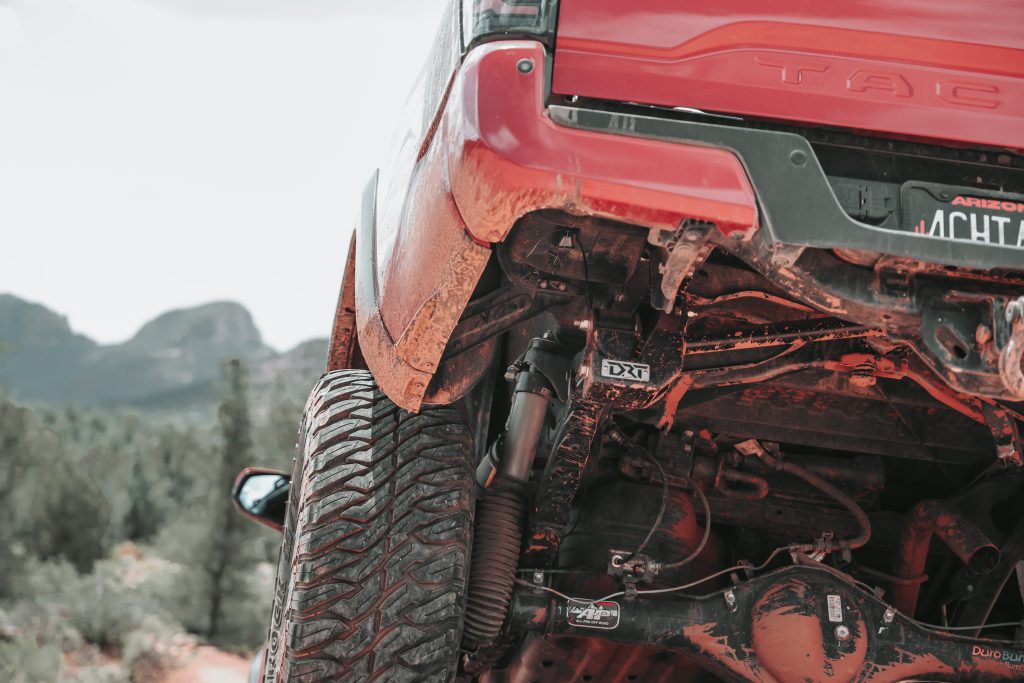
[264,370,475,682]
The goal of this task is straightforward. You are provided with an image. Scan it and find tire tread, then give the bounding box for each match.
[265,370,473,683]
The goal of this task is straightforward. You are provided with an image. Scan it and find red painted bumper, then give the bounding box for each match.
[444,41,759,244]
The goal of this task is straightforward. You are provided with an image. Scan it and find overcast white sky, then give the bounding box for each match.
[0,0,447,351]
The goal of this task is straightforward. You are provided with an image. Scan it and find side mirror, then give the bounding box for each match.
[232,467,290,531]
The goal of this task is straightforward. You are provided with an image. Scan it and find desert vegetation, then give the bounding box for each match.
[0,359,298,682]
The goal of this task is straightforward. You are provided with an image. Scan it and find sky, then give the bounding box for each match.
[0,0,448,351]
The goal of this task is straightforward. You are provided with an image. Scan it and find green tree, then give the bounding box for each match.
[24,440,110,573]
[122,449,163,541]
[158,425,203,506]
[254,377,301,467]
[200,358,257,640]
[0,399,35,595]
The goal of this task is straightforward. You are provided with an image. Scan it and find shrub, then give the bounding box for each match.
[122,616,180,683]
[145,528,272,650]
[6,559,87,652]
[0,633,62,683]
[8,557,179,652]
[66,563,148,649]
[60,666,128,683]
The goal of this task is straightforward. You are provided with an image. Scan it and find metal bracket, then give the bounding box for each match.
[649,219,716,313]
[981,404,1024,468]
[609,549,657,590]
[523,397,606,567]
[443,286,562,361]
[579,311,686,411]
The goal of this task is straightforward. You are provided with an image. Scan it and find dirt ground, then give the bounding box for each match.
[161,646,250,683]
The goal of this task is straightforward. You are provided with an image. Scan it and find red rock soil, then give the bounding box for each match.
[160,645,249,683]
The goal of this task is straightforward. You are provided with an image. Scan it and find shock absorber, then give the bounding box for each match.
[463,335,565,649]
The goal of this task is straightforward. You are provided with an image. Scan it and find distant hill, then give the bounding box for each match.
[0,294,328,415]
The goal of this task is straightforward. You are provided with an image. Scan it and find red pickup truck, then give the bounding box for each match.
[238,1,1024,680]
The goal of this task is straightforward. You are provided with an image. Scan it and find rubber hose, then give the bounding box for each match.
[760,450,871,553]
[463,476,526,648]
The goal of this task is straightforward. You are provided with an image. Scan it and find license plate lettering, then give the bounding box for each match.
[919,210,1024,248]
[900,182,1024,251]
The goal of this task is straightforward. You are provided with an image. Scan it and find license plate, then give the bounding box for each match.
[901,181,1024,251]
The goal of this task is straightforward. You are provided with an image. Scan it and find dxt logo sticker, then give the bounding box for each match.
[600,359,651,383]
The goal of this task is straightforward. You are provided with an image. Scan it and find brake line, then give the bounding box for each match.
[607,423,712,569]
[736,439,872,554]
[513,545,793,606]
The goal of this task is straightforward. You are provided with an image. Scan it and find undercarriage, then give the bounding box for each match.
[426,112,1024,681]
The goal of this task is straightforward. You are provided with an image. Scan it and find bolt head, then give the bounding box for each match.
[883,609,894,623]
[724,590,736,606]
[516,58,534,74]
[834,624,851,640]
[976,324,993,345]
[532,571,544,584]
